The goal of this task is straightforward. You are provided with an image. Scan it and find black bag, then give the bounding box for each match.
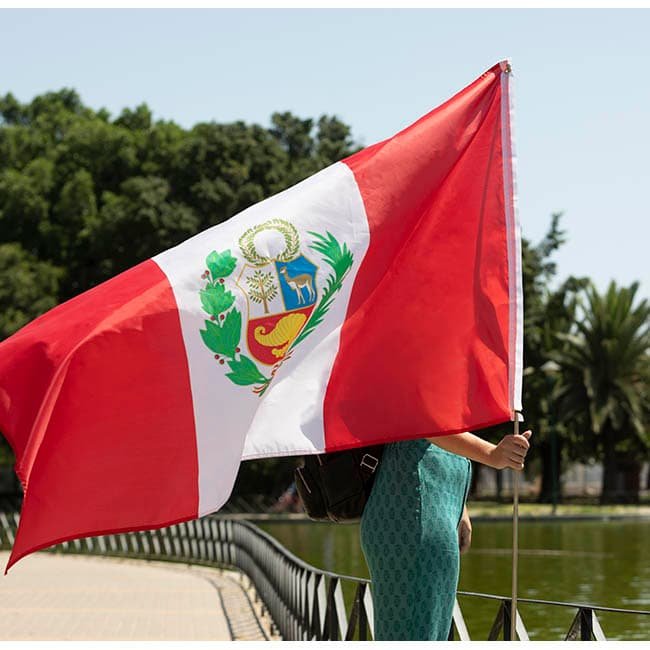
[294,445,384,523]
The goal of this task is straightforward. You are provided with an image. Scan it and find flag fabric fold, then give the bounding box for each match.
[0,61,522,570]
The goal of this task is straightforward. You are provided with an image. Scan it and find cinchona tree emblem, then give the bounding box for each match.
[198,218,353,395]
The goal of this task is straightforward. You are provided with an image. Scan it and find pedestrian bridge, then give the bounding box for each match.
[0,550,274,640]
[0,511,647,641]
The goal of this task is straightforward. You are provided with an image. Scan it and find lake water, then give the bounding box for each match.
[259,518,650,640]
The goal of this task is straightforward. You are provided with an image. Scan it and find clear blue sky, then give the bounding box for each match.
[3,9,649,297]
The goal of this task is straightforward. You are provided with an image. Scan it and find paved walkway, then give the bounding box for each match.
[0,551,275,641]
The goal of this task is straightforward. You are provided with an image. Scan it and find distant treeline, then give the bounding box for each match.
[0,90,648,504]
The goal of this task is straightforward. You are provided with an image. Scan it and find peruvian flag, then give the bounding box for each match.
[0,61,522,570]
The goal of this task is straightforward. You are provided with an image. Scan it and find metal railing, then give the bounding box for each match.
[1,510,648,640]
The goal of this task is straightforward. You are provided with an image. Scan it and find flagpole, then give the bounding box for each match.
[510,411,521,640]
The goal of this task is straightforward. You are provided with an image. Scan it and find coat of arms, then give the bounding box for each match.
[198,218,353,395]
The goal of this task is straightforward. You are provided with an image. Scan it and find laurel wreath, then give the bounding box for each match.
[199,228,353,396]
[239,219,300,267]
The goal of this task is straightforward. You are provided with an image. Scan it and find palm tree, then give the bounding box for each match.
[531,277,589,505]
[552,281,650,503]
[517,212,591,505]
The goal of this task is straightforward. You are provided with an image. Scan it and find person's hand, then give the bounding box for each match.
[458,505,472,554]
[488,430,532,470]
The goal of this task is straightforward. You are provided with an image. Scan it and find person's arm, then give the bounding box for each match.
[458,504,472,554]
[426,430,532,470]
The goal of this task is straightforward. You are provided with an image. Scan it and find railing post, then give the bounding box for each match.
[0,511,15,546]
[565,607,606,641]
[323,576,348,641]
[580,608,593,641]
[450,598,470,641]
[503,599,512,641]
[363,584,375,640]
[139,531,148,556]
[487,598,527,641]
[313,573,327,640]
[358,583,370,641]
[346,581,371,641]
[324,577,337,640]
[488,600,508,641]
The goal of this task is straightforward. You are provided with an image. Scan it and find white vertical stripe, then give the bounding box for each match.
[500,60,524,414]
[153,163,369,515]
[241,167,368,460]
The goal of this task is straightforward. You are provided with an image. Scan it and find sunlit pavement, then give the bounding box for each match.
[0,551,271,640]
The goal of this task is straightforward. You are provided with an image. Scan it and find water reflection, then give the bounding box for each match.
[259,519,650,640]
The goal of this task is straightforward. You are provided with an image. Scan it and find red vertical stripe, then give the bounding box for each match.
[0,260,198,570]
[324,64,512,450]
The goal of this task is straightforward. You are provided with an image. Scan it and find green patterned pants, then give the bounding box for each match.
[360,439,472,640]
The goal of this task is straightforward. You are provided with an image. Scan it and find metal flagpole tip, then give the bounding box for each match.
[500,60,513,74]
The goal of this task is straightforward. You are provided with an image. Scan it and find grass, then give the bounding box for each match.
[466,501,650,517]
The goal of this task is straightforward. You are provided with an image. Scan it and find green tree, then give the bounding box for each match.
[90,175,200,279]
[553,282,650,503]
[114,103,153,131]
[246,269,279,314]
[516,213,593,503]
[270,111,314,171]
[0,243,62,338]
[316,115,357,163]
[0,158,55,255]
[269,111,358,185]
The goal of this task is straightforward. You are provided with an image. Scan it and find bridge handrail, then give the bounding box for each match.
[1,510,648,640]
[234,518,371,583]
[457,589,650,616]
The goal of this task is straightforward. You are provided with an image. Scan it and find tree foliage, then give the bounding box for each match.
[552,282,650,502]
[475,214,649,504]
[0,242,62,338]
[0,89,358,328]
[517,214,591,501]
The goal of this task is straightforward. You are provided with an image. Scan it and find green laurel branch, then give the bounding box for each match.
[226,355,270,386]
[290,231,354,349]
[199,248,270,392]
